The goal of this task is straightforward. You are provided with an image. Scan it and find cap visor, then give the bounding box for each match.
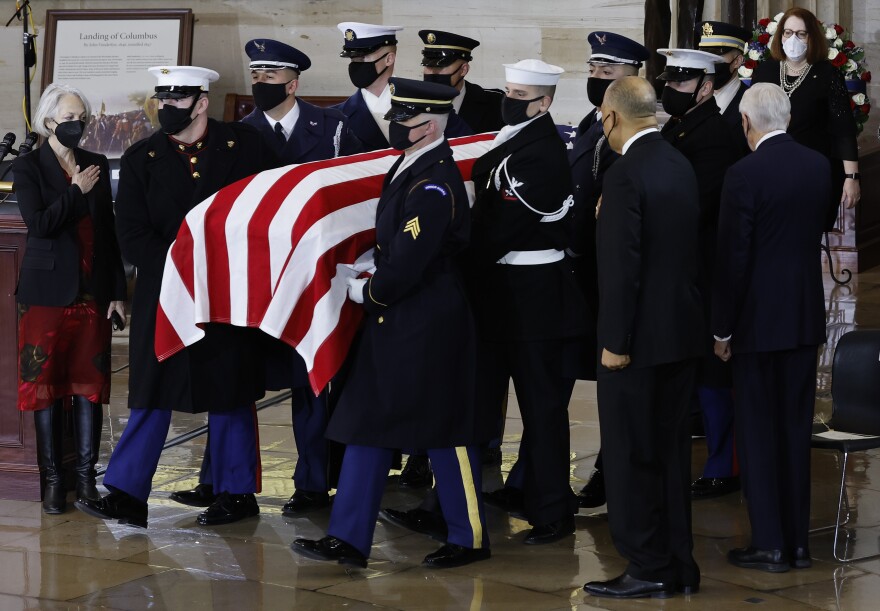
[384,107,419,122]
[152,91,194,100]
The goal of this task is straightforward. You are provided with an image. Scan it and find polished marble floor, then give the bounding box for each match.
[2,269,880,610]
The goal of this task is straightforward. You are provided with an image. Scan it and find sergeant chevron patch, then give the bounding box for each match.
[404,217,421,239]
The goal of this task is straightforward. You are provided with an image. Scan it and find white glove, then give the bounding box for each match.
[346,277,367,304]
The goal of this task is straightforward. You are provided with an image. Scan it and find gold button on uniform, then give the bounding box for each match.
[192,171,201,179]
[378,316,384,324]
[190,156,198,164]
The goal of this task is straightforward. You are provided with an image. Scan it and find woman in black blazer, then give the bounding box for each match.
[14,83,126,514]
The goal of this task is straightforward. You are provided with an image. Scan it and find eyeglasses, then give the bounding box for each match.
[782,29,809,40]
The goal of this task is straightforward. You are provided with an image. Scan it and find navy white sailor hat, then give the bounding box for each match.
[148,65,219,99]
[383,77,459,121]
[698,21,752,53]
[337,22,404,58]
[587,32,650,67]
[419,30,480,67]
[657,48,721,81]
[246,39,311,72]
[503,59,564,86]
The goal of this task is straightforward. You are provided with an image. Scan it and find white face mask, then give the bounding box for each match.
[782,36,808,62]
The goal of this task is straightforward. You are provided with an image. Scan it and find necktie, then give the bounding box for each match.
[274,122,286,143]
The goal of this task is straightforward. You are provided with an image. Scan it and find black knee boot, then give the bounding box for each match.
[73,396,103,502]
[34,402,66,514]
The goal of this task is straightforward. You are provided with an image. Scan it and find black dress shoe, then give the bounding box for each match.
[423,543,491,568]
[169,483,218,508]
[584,573,674,599]
[484,487,525,513]
[524,516,575,545]
[399,455,433,488]
[691,476,740,499]
[74,490,148,529]
[282,490,331,516]
[792,547,812,569]
[196,492,259,525]
[380,507,448,540]
[291,536,367,568]
[727,547,790,573]
[577,470,606,508]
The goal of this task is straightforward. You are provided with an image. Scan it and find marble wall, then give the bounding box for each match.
[0,0,874,145]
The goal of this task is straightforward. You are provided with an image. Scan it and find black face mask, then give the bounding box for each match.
[252,80,294,112]
[389,120,429,151]
[424,71,461,89]
[52,119,85,148]
[661,77,704,119]
[713,61,735,89]
[348,53,390,89]
[501,95,544,126]
[158,96,199,135]
[587,77,613,108]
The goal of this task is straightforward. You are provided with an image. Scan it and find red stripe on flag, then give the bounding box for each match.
[154,298,185,361]
[204,175,257,323]
[279,228,377,346]
[308,298,365,395]
[170,220,196,299]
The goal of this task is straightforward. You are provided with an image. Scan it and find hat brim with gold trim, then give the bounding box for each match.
[383,77,458,121]
[698,21,751,53]
[419,29,478,67]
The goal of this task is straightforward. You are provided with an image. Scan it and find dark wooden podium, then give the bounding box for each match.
[0,199,40,500]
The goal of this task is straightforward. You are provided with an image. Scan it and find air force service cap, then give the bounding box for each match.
[587,32,650,67]
[384,77,459,122]
[337,22,404,58]
[698,21,752,53]
[148,65,219,99]
[657,48,721,81]
[503,59,564,86]
[419,30,479,67]
[246,39,311,72]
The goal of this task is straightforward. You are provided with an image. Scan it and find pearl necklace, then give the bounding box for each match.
[780,61,812,97]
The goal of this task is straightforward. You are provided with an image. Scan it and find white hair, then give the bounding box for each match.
[738,82,791,133]
[33,83,92,139]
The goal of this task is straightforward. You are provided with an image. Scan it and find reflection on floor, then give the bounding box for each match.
[2,270,880,610]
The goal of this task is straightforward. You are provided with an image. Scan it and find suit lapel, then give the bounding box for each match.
[39,143,70,196]
[287,100,322,162]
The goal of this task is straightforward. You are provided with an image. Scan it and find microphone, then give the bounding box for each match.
[16,132,37,156]
[0,132,15,163]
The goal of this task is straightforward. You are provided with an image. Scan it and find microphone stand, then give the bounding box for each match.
[6,1,36,131]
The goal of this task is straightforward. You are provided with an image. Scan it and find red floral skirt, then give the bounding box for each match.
[18,300,112,411]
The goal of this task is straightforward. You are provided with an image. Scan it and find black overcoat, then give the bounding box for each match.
[458,81,504,134]
[114,119,278,412]
[326,139,479,448]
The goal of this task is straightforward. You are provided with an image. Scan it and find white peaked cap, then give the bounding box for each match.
[503,59,565,86]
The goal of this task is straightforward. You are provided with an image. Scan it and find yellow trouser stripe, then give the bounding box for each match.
[455,446,483,549]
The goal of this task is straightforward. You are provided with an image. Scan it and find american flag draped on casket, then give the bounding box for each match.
[154,133,495,395]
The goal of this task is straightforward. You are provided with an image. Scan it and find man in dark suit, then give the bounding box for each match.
[464,59,585,544]
[169,39,361,517]
[292,78,489,569]
[698,21,752,155]
[713,83,828,573]
[583,76,703,599]
[569,31,649,510]
[333,22,471,154]
[419,30,504,134]
[658,48,742,501]
[75,66,278,528]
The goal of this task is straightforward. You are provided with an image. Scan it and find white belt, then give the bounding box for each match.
[496,249,565,265]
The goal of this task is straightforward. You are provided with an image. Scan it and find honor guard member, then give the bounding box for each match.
[75,66,279,528]
[420,29,504,133]
[168,40,361,516]
[465,59,586,544]
[698,21,752,155]
[658,49,742,500]
[292,78,489,569]
[333,22,472,153]
[567,32,650,510]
